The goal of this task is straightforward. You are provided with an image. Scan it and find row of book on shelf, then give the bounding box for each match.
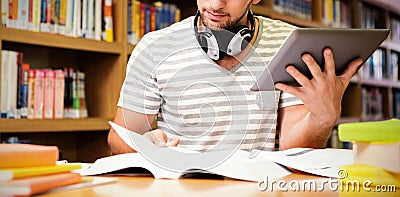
[1,50,88,119]
[359,48,399,81]
[1,0,114,42]
[127,0,181,45]
[273,0,353,28]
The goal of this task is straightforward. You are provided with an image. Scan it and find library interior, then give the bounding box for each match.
[0,0,399,196]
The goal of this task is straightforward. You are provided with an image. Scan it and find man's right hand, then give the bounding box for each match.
[143,129,180,147]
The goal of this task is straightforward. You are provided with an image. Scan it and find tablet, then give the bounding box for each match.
[251,28,390,91]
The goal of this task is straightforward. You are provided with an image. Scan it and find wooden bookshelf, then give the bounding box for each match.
[0,118,111,133]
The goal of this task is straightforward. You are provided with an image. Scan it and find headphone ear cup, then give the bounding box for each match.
[227,28,252,56]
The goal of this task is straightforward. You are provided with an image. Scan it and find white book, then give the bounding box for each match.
[72,0,81,37]
[354,142,400,173]
[93,0,101,40]
[7,51,18,119]
[86,0,94,39]
[1,50,9,118]
[17,0,29,30]
[1,0,8,26]
[65,0,73,36]
[79,121,354,181]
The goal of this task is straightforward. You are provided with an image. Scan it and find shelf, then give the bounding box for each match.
[252,5,327,28]
[0,118,111,133]
[360,78,400,88]
[127,44,135,55]
[0,27,122,54]
[382,40,400,52]
[336,117,361,125]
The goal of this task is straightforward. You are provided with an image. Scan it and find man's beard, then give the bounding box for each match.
[200,3,252,30]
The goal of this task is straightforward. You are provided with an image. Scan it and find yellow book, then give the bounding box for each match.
[0,163,81,181]
[340,164,400,187]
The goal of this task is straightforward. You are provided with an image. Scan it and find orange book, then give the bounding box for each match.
[0,172,81,197]
[0,144,59,168]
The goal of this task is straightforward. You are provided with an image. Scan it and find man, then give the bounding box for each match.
[108,0,362,154]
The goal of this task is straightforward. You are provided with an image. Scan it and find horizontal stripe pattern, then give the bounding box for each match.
[118,15,302,152]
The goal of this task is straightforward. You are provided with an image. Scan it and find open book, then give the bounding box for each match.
[78,122,353,181]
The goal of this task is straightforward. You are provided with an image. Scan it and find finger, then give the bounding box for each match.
[323,48,336,77]
[168,138,180,147]
[286,65,312,88]
[302,53,324,81]
[275,83,303,99]
[340,58,363,82]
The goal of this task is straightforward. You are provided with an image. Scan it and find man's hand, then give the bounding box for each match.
[275,48,362,127]
[144,129,180,147]
[275,48,363,149]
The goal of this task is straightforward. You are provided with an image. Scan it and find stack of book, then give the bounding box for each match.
[338,119,400,187]
[0,144,82,196]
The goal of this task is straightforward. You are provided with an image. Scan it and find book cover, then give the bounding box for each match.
[340,164,400,187]
[338,119,400,142]
[43,69,55,119]
[0,172,81,197]
[353,142,400,173]
[0,144,59,168]
[0,163,81,181]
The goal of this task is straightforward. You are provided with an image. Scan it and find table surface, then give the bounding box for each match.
[37,173,350,197]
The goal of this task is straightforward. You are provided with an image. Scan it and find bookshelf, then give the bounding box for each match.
[0,0,399,160]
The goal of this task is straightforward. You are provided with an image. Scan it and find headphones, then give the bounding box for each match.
[194,10,255,60]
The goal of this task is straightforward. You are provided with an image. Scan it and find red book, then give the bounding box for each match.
[0,173,81,197]
[0,144,59,168]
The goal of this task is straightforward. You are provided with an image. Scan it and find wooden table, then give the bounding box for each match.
[38,173,345,197]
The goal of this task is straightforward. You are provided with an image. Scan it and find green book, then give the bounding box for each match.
[338,119,400,142]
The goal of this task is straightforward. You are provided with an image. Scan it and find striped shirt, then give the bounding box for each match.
[118,15,303,152]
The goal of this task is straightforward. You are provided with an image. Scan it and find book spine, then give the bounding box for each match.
[31,0,41,32]
[86,0,94,39]
[65,0,72,36]
[77,71,87,118]
[7,51,18,119]
[53,70,64,118]
[1,0,8,26]
[103,0,113,42]
[43,69,54,119]
[27,69,35,119]
[132,0,140,41]
[127,0,132,43]
[28,0,33,30]
[17,0,28,29]
[58,0,66,34]
[33,69,45,119]
[1,50,9,118]
[19,63,30,119]
[40,0,48,32]
[94,0,101,40]
[72,69,79,118]
[81,0,87,37]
